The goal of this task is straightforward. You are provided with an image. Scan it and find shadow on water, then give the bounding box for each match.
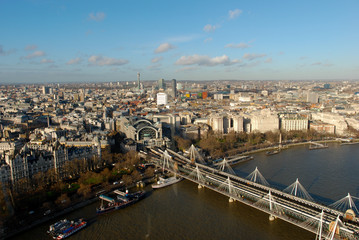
[234,169,336,207]
[86,216,97,226]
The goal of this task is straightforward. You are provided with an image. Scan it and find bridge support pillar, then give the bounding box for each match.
[269,215,276,221]
[229,197,234,203]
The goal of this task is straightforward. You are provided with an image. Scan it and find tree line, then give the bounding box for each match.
[0,148,155,233]
[175,129,336,159]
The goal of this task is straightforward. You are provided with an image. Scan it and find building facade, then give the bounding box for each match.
[279,114,309,131]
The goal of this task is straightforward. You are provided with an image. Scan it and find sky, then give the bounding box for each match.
[0,0,358,83]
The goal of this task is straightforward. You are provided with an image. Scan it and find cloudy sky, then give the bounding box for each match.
[0,0,358,83]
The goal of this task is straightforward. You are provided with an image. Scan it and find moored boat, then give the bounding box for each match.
[266,149,280,156]
[96,190,146,214]
[48,218,87,240]
[152,176,183,189]
[309,145,328,150]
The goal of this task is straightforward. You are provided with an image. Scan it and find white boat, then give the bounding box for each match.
[152,176,182,189]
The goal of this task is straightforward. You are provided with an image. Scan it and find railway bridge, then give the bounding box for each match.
[148,146,359,240]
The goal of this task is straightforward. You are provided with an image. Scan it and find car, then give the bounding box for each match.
[44,210,51,215]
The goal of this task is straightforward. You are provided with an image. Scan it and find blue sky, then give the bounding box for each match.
[0,0,358,83]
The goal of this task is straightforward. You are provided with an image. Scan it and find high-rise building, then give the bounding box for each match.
[158,78,165,90]
[171,79,177,98]
[157,92,168,105]
[177,83,183,90]
[42,86,50,94]
[137,72,140,89]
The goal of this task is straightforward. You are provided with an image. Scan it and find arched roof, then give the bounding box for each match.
[133,119,153,129]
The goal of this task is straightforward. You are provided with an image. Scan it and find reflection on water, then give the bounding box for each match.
[12,143,359,240]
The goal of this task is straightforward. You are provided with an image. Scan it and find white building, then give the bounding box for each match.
[280,114,308,131]
[311,112,348,135]
[208,113,244,134]
[250,110,279,133]
[157,92,168,105]
[307,91,319,103]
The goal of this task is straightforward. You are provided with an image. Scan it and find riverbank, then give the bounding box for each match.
[232,138,356,157]
[2,177,156,240]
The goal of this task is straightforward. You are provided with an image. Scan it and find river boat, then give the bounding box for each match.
[48,218,87,240]
[266,149,280,156]
[309,145,328,150]
[96,190,146,214]
[226,156,253,165]
[152,176,183,189]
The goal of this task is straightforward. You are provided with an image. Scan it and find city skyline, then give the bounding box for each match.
[0,0,358,83]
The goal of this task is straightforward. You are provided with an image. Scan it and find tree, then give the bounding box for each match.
[144,167,155,178]
[100,168,111,182]
[225,131,238,149]
[0,182,8,218]
[55,193,71,208]
[45,169,58,185]
[264,131,279,144]
[77,184,92,198]
[122,175,133,186]
[174,136,192,151]
[131,170,142,182]
[30,172,46,192]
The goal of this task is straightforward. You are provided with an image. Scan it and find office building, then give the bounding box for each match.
[172,79,177,98]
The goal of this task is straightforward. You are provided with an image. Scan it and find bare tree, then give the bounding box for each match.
[55,193,71,208]
[122,175,133,186]
[131,170,142,182]
[144,167,155,178]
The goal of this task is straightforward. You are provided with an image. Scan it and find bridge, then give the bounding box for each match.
[148,146,359,240]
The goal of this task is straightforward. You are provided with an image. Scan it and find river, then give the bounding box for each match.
[10,143,359,240]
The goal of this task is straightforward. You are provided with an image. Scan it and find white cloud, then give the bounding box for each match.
[243,53,267,61]
[175,54,239,66]
[23,51,45,59]
[228,9,243,19]
[25,45,37,51]
[225,42,250,49]
[40,58,54,63]
[67,57,82,65]
[88,12,106,22]
[311,62,322,66]
[264,58,272,63]
[88,55,129,66]
[154,43,175,53]
[203,24,219,32]
[204,37,213,43]
[151,56,163,63]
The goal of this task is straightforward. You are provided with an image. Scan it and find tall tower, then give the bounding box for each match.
[158,78,165,90]
[137,72,140,89]
[171,79,177,98]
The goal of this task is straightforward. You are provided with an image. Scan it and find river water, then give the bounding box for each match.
[11,143,359,240]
